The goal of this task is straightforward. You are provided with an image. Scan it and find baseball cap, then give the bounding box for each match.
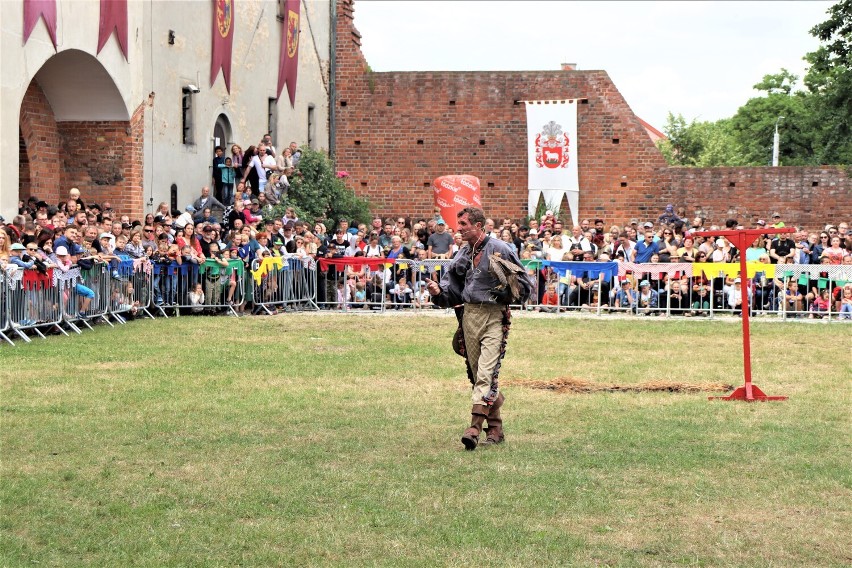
[202,225,213,232]
[630,218,639,225]
[639,280,650,287]
[436,218,446,225]
[643,222,653,228]
[100,232,112,239]
[55,245,69,256]
[11,243,26,251]
[772,212,781,218]
[186,205,196,212]
[251,198,259,205]
[734,277,741,283]
[756,219,766,226]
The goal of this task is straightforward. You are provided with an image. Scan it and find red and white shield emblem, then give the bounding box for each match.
[534,121,570,169]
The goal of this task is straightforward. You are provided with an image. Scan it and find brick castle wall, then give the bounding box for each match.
[333,0,850,231]
[18,81,144,219]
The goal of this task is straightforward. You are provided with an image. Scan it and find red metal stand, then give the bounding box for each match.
[692,227,793,402]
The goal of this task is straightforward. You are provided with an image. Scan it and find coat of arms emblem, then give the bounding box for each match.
[216,0,232,38]
[534,121,570,169]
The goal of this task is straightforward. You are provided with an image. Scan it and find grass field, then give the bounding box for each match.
[1,313,850,567]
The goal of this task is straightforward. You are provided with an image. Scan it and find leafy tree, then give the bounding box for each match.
[659,1,852,166]
[271,148,372,228]
[803,0,852,164]
[657,113,746,167]
[728,76,815,166]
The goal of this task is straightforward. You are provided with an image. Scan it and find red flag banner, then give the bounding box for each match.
[98,0,129,60]
[210,0,235,93]
[23,0,57,49]
[277,0,300,106]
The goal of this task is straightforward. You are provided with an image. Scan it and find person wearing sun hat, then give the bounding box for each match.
[50,244,96,318]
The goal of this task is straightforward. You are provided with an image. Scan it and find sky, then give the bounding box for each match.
[353,1,835,130]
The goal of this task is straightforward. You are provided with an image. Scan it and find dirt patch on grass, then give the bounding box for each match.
[511,376,735,394]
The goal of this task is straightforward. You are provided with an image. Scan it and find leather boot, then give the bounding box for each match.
[482,393,505,446]
[461,405,488,451]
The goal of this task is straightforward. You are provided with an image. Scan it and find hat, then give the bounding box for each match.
[186,205,196,213]
[122,222,131,229]
[772,212,781,218]
[273,238,284,246]
[251,198,259,205]
[55,245,69,256]
[529,229,538,235]
[643,222,654,228]
[436,218,446,225]
[630,218,639,225]
[756,219,766,226]
[545,210,553,216]
[202,225,213,232]
[734,277,741,283]
[11,243,25,251]
[639,280,650,287]
[715,238,725,247]
[99,232,112,240]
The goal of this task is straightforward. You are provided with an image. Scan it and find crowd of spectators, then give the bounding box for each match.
[2,137,850,321]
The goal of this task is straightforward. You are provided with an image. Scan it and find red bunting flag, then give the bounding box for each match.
[23,0,57,49]
[210,0,235,93]
[97,0,129,60]
[276,0,300,106]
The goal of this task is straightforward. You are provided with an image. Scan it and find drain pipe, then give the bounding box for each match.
[328,0,337,163]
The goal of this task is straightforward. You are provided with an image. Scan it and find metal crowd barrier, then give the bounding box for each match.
[151,260,243,317]
[3,257,850,346]
[251,256,318,314]
[0,269,11,345]
[518,259,852,320]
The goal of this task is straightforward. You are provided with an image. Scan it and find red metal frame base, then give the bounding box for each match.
[709,384,788,402]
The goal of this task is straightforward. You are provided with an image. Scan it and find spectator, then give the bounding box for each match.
[635,280,659,315]
[614,279,637,311]
[633,231,660,263]
[820,236,845,264]
[838,284,852,320]
[192,186,226,219]
[427,219,454,259]
[769,231,796,264]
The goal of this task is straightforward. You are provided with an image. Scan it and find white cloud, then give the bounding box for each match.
[354,0,834,128]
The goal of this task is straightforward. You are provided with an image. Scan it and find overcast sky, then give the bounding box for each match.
[353,1,834,130]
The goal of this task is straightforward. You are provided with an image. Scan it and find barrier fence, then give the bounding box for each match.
[2,257,850,345]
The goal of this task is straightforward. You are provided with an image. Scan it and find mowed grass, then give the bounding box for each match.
[1,314,850,567]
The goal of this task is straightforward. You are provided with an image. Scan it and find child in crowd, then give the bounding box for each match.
[540,282,560,313]
[392,276,413,309]
[839,285,852,320]
[809,288,831,318]
[614,279,637,311]
[219,157,236,205]
[189,283,205,313]
[336,280,348,310]
[352,282,367,309]
[412,282,431,309]
[782,280,803,315]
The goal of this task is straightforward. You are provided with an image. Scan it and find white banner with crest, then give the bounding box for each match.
[525,100,579,225]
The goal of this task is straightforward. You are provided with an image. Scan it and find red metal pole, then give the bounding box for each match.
[737,235,754,400]
[692,228,790,402]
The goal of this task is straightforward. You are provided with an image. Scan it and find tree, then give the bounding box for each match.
[272,148,372,228]
[657,113,746,167]
[803,0,852,164]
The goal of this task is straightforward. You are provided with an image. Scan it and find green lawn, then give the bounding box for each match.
[1,314,850,567]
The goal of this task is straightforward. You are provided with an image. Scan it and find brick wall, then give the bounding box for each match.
[333,0,850,231]
[57,103,145,219]
[18,81,145,220]
[18,82,62,206]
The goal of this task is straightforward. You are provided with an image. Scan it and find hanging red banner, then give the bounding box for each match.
[276,0,300,106]
[97,0,129,60]
[210,0,235,93]
[23,0,57,49]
